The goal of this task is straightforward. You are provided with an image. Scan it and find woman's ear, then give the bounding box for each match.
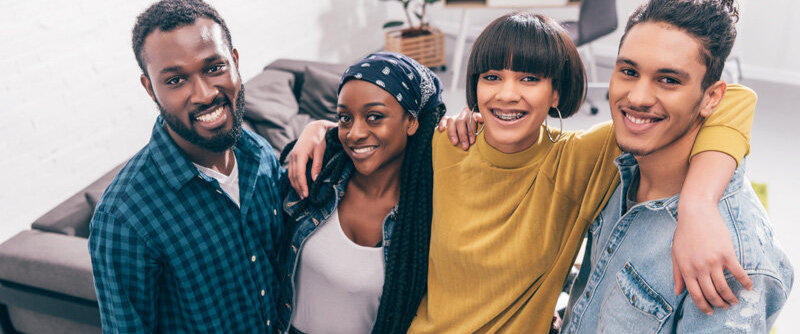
[551,89,560,110]
[406,115,420,136]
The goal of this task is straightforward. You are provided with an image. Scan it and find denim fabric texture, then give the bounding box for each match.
[276,163,396,332]
[89,116,286,333]
[562,153,793,333]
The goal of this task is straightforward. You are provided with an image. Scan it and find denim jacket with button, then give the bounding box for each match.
[562,153,793,333]
[275,163,396,333]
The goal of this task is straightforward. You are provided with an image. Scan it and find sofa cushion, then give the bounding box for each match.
[7,306,100,334]
[298,65,341,122]
[243,69,299,152]
[264,59,348,98]
[0,230,96,301]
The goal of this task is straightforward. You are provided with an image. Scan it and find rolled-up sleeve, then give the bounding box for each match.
[89,210,161,333]
[675,273,789,333]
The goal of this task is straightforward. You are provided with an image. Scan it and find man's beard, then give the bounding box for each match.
[158,84,246,152]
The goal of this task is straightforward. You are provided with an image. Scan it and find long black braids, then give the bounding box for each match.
[371,103,444,333]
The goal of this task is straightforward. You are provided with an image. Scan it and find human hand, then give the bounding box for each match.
[437,106,483,150]
[672,201,753,315]
[287,120,335,198]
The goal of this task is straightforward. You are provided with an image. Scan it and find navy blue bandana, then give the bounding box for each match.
[338,52,444,118]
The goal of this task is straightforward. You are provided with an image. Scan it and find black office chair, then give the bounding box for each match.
[561,0,618,115]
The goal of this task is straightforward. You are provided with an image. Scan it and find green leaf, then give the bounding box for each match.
[383,21,405,29]
[424,0,441,3]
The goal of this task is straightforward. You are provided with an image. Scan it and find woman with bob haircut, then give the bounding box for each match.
[285,11,755,333]
[276,52,444,334]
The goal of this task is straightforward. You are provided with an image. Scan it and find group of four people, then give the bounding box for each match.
[88,0,792,332]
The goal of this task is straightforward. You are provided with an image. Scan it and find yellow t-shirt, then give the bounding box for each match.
[408,84,756,333]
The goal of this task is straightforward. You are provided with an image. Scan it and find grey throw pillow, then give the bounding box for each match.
[298,65,341,121]
[244,69,300,151]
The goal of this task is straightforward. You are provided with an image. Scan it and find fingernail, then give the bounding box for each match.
[705,311,713,316]
[462,143,468,150]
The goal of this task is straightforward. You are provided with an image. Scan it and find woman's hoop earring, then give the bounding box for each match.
[472,107,484,136]
[544,106,564,143]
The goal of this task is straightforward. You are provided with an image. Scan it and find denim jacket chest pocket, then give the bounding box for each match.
[599,262,673,333]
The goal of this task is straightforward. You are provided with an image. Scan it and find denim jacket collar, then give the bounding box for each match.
[284,162,399,221]
[613,152,746,218]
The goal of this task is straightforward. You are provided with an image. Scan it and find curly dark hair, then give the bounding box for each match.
[132,0,233,76]
[283,104,444,333]
[622,0,740,89]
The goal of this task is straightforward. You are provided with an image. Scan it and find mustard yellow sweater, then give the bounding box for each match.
[408,84,756,333]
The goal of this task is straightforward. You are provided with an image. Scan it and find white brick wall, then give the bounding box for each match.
[0,0,390,242]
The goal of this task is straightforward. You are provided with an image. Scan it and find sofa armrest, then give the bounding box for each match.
[0,230,95,301]
[31,192,93,237]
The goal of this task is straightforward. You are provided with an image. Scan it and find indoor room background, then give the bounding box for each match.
[1,0,797,330]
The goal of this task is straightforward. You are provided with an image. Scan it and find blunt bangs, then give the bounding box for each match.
[472,14,564,81]
[466,12,586,118]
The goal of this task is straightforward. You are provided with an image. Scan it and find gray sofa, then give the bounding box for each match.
[0,58,346,333]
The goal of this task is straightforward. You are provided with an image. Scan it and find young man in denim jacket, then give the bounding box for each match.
[561,0,793,332]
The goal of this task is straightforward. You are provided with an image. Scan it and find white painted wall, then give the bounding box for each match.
[0,0,389,242]
[427,0,800,85]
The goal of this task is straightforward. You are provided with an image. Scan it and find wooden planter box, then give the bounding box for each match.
[385,26,446,69]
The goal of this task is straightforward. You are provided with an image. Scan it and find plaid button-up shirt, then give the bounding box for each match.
[89,116,285,333]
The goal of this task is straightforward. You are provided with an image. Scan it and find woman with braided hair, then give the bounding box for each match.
[275,52,444,334]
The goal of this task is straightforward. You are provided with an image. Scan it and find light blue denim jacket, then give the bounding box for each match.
[562,153,793,333]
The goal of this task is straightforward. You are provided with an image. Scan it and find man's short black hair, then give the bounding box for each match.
[132,0,233,76]
[622,0,740,89]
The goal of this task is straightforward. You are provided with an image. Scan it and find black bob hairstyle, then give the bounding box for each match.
[466,12,586,118]
[132,0,233,76]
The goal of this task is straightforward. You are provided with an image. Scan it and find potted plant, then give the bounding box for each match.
[382,0,446,70]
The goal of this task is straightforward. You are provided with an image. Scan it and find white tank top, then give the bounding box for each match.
[291,208,385,334]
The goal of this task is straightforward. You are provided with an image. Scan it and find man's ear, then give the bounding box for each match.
[699,80,727,118]
[232,48,239,68]
[140,74,157,102]
[406,115,420,136]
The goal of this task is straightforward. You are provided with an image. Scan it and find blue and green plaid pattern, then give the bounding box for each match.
[89,116,285,333]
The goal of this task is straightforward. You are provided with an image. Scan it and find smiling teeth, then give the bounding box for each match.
[352,146,376,154]
[196,106,224,123]
[492,110,525,121]
[625,113,654,124]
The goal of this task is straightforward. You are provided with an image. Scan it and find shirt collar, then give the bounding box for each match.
[613,152,746,213]
[148,116,265,191]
